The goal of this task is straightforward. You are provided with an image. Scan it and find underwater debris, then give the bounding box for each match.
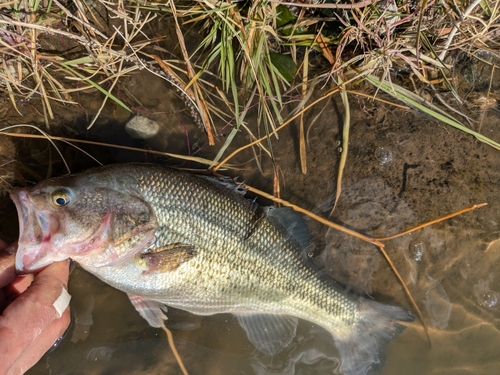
[374,147,394,165]
[423,276,452,329]
[473,278,499,308]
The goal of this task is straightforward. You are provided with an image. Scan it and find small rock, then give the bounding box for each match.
[125,116,161,140]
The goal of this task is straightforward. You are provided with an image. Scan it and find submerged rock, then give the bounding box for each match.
[125,116,161,140]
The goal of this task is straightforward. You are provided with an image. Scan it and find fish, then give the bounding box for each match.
[11,163,414,375]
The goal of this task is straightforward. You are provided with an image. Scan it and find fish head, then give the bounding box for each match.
[11,173,158,273]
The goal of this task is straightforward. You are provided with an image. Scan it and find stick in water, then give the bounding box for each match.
[161,325,189,375]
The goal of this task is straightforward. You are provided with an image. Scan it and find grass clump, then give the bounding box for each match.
[165,0,500,169]
[0,0,158,127]
[0,0,499,165]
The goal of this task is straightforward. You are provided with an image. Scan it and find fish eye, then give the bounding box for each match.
[51,188,73,207]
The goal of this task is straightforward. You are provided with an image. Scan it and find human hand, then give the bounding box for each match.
[0,240,71,375]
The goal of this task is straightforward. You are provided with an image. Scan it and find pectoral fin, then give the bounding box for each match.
[128,294,168,328]
[141,243,196,273]
[236,313,298,356]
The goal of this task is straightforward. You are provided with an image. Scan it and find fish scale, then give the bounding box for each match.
[87,167,375,336]
[12,163,414,375]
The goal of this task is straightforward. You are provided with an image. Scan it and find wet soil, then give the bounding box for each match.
[1,53,500,375]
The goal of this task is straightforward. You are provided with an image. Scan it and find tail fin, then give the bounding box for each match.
[333,299,414,375]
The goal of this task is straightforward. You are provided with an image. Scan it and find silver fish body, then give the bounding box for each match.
[11,163,413,375]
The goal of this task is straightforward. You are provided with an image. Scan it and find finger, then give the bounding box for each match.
[0,251,16,289]
[0,260,70,374]
[0,248,16,312]
[6,274,35,298]
[3,274,35,312]
[7,308,70,375]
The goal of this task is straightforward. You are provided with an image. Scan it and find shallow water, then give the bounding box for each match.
[1,56,500,375]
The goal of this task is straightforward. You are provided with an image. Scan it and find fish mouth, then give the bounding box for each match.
[10,189,60,273]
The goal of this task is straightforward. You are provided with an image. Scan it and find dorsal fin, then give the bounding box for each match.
[265,207,310,248]
[199,175,247,195]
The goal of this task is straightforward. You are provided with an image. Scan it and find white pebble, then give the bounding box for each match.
[125,116,161,140]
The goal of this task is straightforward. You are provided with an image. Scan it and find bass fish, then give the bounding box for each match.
[12,163,413,374]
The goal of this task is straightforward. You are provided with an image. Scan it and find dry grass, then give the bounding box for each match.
[1,0,498,165]
[0,0,209,133]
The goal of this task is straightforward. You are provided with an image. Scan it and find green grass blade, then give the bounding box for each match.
[365,74,500,150]
[61,63,131,113]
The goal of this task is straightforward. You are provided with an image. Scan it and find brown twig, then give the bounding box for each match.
[0,131,225,167]
[161,325,189,375]
[245,183,375,242]
[375,203,488,241]
[374,242,428,339]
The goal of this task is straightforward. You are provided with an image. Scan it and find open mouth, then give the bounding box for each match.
[10,189,56,273]
[10,189,30,240]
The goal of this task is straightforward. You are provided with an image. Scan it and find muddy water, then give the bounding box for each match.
[1,62,500,375]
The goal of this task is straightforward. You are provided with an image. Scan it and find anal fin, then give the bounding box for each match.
[236,313,298,356]
[128,294,168,328]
